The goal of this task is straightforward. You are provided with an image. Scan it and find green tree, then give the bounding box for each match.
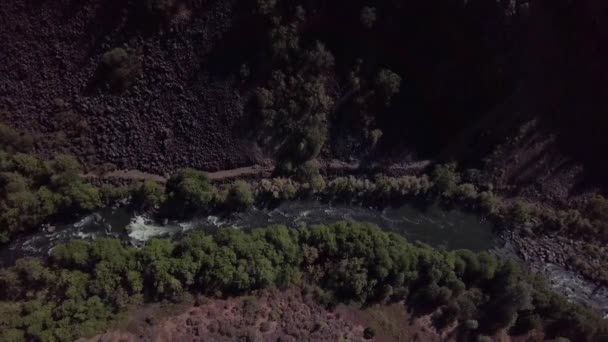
[132,180,166,209]
[59,181,102,211]
[51,240,91,269]
[224,181,255,209]
[432,163,461,197]
[166,169,217,214]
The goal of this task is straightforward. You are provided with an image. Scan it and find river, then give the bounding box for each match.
[1,200,606,315]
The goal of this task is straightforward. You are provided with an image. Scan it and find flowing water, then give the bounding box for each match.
[0,201,495,265]
[1,200,606,314]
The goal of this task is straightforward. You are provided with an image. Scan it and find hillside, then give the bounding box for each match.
[1,0,605,183]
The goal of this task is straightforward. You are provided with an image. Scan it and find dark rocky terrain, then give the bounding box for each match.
[0,0,257,174]
[2,0,607,189]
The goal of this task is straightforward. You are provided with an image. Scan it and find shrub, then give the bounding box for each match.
[132,180,166,209]
[375,69,401,105]
[432,163,461,197]
[166,169,217,213]
[48,154,82,187]
[59,181,102,211]
[100,184,130,205]
[360,6,377,29]
[0,124,33,153]
[297,160,326,193]
[256,0,277,16]
[1,172,30,194]
[510,200,533,226]
[11,153,48,181]
[225,181,255,209]
[100,48,140,93]
[454,183,478,201]
[465,319,479,330]
[257,178,300,201]
[304,42,335,72]
[369,129,383,147]
[478,191,501,215]
[586,195,608,220]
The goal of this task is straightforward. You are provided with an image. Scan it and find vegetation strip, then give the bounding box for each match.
[2,222,605,341]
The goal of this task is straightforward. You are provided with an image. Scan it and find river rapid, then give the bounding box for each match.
[1,200,606,315]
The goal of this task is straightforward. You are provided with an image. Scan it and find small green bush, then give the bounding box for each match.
[165,169,217,214]
[132,180,166,209]
[510,200,533,226]
[432,163,461,197]
[100,48,141,93]
[478,191,501,215]
[225,181,255,209]
[454,183,478,201]
[256,178,300,200]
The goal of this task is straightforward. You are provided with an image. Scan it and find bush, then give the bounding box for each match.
[510,200,533,226]
[100,184,130,205]
[0,124,33,153]
[465,319,479,330]
[256,0,277,16]
[360,6,377,29]
[224,181,255,209]
[1,172,30,194]
[375,69,401,105]
[132,180,166,209]
[59,181,102,211]
[297,160,326,193]
[166,169,217,214]
[99,48,141,93]
[586,194,608,221]
[256,178,300,201]
[454,183,478,201]
[478,191,501,215]
[432,163,461,197]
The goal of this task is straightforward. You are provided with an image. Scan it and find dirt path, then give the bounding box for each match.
[84,164,275,184]
[84,159,432,184]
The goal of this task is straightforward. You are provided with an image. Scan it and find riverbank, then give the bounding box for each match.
[3,153,608,317]
[3,221,605,341]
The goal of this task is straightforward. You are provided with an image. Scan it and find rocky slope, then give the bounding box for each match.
[0,0,257,174]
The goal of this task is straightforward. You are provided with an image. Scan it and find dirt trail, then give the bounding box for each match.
[84,162,276,184]
[84,159,432,184]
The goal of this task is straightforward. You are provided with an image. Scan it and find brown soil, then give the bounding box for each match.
[83,288,444,342]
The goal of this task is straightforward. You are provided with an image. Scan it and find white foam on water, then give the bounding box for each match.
[75,231,96,240]
[206,216,224,227]
[73,214,96,228]
[178,221,197,231]
[126,216,181,242]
